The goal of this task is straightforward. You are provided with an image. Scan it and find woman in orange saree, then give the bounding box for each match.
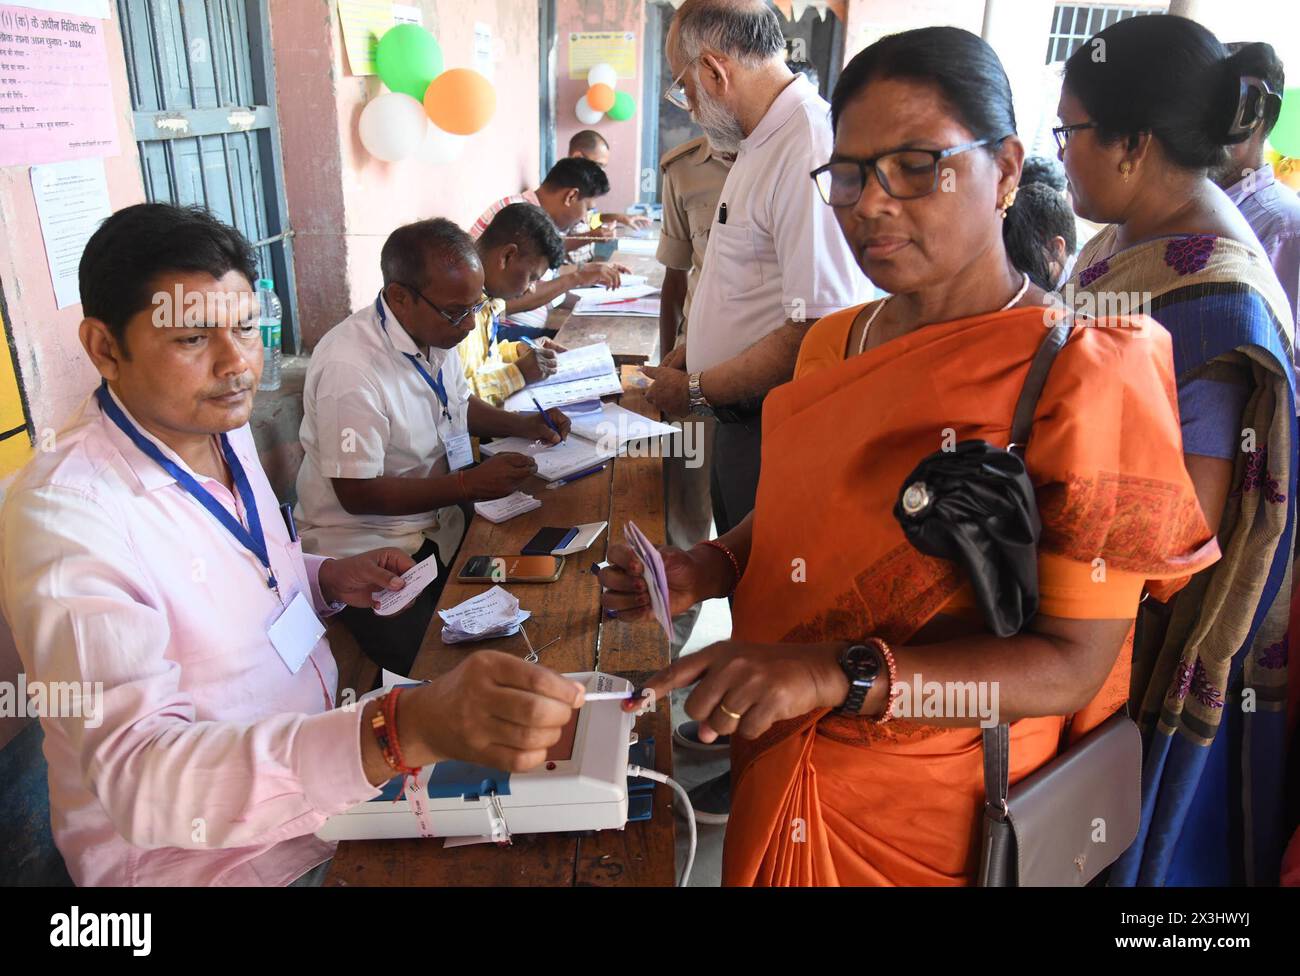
[599,27,1218,885]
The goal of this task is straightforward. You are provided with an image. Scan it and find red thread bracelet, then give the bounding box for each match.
[372,687,421,777]
[701,539,741,597]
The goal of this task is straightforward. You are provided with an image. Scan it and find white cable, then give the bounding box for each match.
[628,764,696,888]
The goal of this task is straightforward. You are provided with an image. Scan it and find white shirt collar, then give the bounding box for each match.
[740,74,819,153]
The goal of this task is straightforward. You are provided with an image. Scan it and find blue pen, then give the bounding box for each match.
[531,395,564,441]
[546,463,608,489]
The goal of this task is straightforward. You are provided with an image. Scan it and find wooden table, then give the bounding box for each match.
[553,248,664,366]
[326,258,677,886]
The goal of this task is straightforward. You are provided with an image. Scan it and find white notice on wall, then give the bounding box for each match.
[392,4,421,26]
[12,0,109,17]
[30,157,111,309]
[473,22,493,80]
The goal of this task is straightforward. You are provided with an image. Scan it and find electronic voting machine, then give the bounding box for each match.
[317,672,639,842]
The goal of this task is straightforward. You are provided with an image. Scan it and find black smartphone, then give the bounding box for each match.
[522,526,579,556]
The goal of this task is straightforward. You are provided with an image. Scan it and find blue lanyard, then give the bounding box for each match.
[96,382,278,592]
[375,293,451,420]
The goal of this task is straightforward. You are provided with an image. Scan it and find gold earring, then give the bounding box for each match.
[1119,161,1132,182]
[999,189,1017,219]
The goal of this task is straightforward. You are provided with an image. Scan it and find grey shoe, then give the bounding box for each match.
[683,772,730,825]
[673,719,731,753]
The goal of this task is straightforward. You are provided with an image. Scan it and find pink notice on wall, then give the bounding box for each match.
[0,4,118,166]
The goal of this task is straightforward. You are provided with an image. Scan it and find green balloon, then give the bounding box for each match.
[607,90,636,122]
[375,24,443,101]
[1270,87,1300,158]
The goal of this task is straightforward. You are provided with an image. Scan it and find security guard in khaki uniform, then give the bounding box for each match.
[655,135,734,670]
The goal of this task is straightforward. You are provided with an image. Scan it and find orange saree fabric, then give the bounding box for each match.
[722,305,1220,886]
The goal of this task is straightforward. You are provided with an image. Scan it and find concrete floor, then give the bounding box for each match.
[669,595,733,887]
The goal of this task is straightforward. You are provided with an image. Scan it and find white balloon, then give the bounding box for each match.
[415,122,467,165]
[358,92,427,162]
[587,63,618,89]
[575,94,604,126]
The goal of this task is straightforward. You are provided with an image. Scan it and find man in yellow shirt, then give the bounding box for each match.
[458,203,568,406]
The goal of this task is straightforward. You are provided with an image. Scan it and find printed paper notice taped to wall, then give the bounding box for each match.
[0,4,119,166]
[567,31,636,80]
[0,297,33,479]
[337,0,421,77]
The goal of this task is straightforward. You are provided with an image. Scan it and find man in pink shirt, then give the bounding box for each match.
[0,204,587,886]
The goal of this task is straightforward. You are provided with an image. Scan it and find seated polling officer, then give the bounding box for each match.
[0,203,587,886]
[295,218,572,674]
[458,203,568,407]
[469,158,629,341]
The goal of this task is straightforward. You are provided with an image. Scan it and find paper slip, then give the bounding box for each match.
[503,373,622,412]
[373,552,440,617]
[567,403,679,450]
[438,586,531,644]
[624,521,672,639]
[569,283,659,304]
[571,295,660,317]
[530,342,617,389]
[615,239,659,256]
[474,492,542,524]
[481,435,615,483]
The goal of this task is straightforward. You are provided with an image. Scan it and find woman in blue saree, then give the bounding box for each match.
[1058,15,1296,884]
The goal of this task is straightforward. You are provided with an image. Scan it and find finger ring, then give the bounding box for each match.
[719,703,743,721]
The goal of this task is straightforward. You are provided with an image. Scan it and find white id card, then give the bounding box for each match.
[267,591,325,674]
[445,430,474,471]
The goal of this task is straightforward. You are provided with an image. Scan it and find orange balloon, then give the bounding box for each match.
[586,83,616,114]
[424,68,497,136]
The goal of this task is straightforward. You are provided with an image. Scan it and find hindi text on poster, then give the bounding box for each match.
[0,4,118,166]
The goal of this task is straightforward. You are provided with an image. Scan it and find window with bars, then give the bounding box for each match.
[1044,4,1167,64]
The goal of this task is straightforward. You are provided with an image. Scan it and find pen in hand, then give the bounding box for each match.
[531,396,565,442]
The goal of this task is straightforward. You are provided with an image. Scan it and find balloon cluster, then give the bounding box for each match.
[358,24,497,164]
[576,63,636,125]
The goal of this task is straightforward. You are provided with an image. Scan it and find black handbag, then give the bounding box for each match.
[892,318,1141,886]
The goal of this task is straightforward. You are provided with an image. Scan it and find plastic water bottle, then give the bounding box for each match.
[256,277,282,392]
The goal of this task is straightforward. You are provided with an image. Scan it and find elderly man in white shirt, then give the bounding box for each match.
[0,203,586,886]
[639,0,872,823]
[296,218,572,674]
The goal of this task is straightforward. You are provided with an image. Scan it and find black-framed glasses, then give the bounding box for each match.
[1052,122,1097,154]
[810,138,1006,206]
[396,282,488,328]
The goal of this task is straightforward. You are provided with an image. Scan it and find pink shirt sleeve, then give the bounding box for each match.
[2,483,380,852]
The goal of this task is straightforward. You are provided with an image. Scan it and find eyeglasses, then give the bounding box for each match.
[810,138,1005,206]
[396,282,488,328]
[1052,122,1096,154]
[663,57,699,111]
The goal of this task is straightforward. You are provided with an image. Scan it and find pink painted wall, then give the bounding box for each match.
[0,5,145,748]
[272,0,542,345]
[555,0,645,213]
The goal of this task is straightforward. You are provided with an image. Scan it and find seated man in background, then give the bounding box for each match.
[295,218,572,674]
[470,158,629,341]
[0,203,586,886]
[568,129,654,231]
[459,202,567,407]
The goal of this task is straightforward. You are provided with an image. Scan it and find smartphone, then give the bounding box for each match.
[457,554,565,583]
[522,527,579,556]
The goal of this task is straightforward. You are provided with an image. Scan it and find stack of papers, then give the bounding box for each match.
[615,239,658,256]
[503,343,622,411]
[480,434,616,484]
[624,521,672,638]
[571,293,661,317]
[569,283,659,305]
[567,403,679,450]
[439,586,531,644]
[473,492,542,524]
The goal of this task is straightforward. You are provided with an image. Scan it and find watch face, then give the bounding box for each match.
[843,643,881,679]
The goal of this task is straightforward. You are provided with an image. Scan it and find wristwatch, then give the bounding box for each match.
[688,371,714,416]
[836,643,883,717]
